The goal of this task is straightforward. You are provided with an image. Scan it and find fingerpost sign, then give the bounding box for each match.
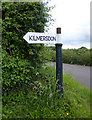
[23,28,63,97]
[23,32,57,44]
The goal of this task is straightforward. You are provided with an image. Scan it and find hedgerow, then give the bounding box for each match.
[2,1,51,94]
[44,46,91,66]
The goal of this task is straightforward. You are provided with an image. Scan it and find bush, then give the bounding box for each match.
[44,46,91,66]
[2,2,51,95]
[44,46,56,62]
[2,50,34,95]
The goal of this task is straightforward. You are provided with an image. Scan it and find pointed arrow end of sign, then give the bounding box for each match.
[23,32,29,42]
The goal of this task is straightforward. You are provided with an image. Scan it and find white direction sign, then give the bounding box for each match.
[23,32,57,44]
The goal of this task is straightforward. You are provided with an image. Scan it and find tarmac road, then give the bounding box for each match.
[46,62,91,91]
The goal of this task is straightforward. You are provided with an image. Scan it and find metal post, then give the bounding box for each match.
[55,28,63,97]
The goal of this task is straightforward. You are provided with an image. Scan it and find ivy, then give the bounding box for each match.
[2,2,51,94]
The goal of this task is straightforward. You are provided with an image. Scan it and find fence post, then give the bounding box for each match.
[55,28,63,97]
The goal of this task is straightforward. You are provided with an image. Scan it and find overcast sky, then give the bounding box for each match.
[45,0,91,49]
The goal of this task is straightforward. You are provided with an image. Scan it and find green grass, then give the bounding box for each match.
[2,66,92,119]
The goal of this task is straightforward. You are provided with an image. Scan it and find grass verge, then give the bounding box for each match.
[2,66,92,119]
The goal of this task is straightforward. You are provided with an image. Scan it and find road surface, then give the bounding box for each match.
[46,62,91,91]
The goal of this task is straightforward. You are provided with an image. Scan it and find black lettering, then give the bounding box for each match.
[44,36,47,41]
[44,36,48,41]
[49,36,51,41]
[43,36,46,41]
[47,36,50,41]
[53,37,56,41]
[45,36,49,41]
[50,37,53,41]
[29,36,33,41]
[50,36,56,41]
[36,36,40,40]
[33,36,37,41]
[29,35,56,42]
[39,36,43,41]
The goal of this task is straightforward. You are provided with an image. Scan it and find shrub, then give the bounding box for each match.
[2,1,52,95]
[2,50,34,95]
[44,46,91,66]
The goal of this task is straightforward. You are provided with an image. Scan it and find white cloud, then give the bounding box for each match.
[46,0,91,49]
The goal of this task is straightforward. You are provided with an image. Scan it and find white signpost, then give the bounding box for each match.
[23,32,57,44]
[23,28,63,97]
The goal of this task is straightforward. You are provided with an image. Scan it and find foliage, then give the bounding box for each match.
[2,66,91,119]
[2,2,49,63]
[2,2,51,94]
[44,46,91,66]
[44,46,56,62]
[62,47,91,66]
[2,50,33,95]
[2,1,91,119]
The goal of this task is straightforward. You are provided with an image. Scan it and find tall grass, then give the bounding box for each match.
[2,66,91,119]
